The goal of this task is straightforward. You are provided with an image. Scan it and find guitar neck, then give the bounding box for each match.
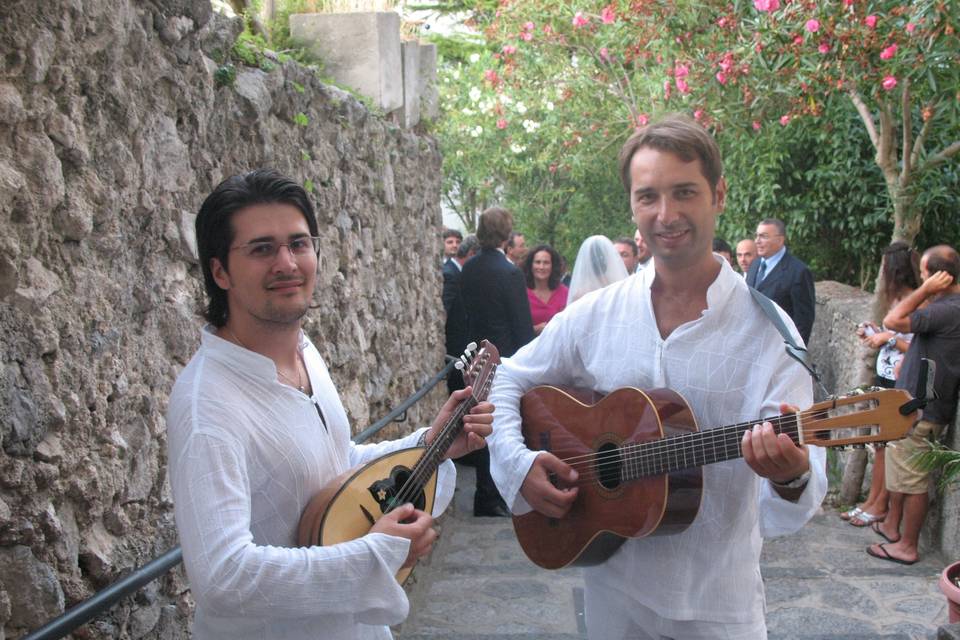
[622,415,799,480]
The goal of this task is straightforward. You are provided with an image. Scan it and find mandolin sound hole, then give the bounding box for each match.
[595,442,623,490]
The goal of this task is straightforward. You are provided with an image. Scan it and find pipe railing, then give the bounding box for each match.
[22,357,457,640]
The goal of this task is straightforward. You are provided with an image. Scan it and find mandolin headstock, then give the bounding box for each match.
[457,340,500,403]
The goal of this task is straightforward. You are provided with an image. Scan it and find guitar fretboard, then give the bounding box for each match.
[620,415,800,480]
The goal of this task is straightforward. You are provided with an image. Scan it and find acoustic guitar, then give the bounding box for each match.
[513,385,918,570]
[298,340,500,583]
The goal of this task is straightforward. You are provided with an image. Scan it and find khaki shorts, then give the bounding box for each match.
[885,419,944,494]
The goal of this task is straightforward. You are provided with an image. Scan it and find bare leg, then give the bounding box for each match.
[875,490,903,542]
[868,492,925,563]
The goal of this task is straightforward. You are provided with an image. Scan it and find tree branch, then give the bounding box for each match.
[900,78,912,185]
[910,104,935,170]
[848,89,879,151]
[920,140,960,172]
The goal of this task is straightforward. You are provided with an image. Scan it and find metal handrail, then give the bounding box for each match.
[23,357,457,640]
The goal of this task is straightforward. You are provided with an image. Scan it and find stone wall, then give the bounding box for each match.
[0,1,446,637]
[809,281,960,563]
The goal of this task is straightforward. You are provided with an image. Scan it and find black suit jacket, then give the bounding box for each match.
[442,259,471,358]
[460,248,534,358]
[746,249,816,343]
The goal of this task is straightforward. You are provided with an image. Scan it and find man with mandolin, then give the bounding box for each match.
[166,169,494,640]
[487,115,828,639]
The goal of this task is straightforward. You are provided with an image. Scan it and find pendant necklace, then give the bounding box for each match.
[225,327,305,393]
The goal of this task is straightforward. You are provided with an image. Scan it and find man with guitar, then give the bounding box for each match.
[166,169,494,640]
[487,115,827,639]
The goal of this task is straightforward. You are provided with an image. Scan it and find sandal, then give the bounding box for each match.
[849,511,886,527]
[839,507,863,521]
[871,521,901,544]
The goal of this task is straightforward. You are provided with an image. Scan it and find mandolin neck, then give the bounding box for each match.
[622,414,800,480]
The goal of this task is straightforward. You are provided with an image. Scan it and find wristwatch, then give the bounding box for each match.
[886,336,898,349]
[771,470,810,489]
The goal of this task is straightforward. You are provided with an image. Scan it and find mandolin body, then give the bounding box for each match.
[514,386,703,570]
[298,447,437,584]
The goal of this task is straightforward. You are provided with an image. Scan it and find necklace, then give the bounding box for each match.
[225,327,305,393]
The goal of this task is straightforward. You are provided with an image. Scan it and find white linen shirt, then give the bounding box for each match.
[487,258,827,624]
[166,327,455,639]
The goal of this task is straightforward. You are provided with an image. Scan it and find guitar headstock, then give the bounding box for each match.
[456,340,500,402]
[799,388,917,447]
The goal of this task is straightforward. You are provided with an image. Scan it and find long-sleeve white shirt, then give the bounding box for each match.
[166,327,455,639]
[487,258,827,623]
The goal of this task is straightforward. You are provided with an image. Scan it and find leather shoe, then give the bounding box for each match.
[473,498,511,518]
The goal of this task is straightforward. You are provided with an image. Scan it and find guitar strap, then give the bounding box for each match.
[748,286,830,398]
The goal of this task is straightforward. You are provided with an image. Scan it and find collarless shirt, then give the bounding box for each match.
[758,245,787,281]
[166,327,455,639]
[487,257,826,624]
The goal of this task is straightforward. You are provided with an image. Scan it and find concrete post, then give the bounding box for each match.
[400,40,421,128]
[289,12,403,113]
[418,43,438,120]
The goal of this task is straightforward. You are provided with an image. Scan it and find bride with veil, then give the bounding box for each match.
[567,235,630,303]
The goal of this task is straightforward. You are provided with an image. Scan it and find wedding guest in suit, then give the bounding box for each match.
[460,207,533,517]
[442,228,462,264]
[506,231,527,266]
[442,234,480,393]
[613,236,640,275]
[746,218,816,344]
[523,244,569,335]
[568,235,629,303]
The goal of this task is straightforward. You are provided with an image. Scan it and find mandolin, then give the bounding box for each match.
[298,340,500,583]
[513,385,918,570]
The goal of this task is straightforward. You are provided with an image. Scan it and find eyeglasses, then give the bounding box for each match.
[755,233,782,241]
[230,236,321,260]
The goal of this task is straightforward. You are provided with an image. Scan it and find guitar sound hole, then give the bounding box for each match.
[595,442,622,490]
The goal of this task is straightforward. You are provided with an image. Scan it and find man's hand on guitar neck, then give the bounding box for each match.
[520,452,579,519]
[424,386,495,460]
[370,503,438,568]
[741,403,811,502]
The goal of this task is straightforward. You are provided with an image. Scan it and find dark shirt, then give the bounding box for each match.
[896,292,960,425]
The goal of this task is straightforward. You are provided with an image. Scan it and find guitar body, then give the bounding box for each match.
[297,447,437,584]
[514,386,703,569]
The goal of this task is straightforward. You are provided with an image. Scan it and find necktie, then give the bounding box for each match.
[757,259,767,283]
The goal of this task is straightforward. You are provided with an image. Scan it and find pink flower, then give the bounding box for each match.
[818,42,830,53]
[716,71,728,85]
[676,77,690,94]
[880,44,897,60]
[503,45,516,55]
[520,31,533,41]
[780,115,791,126]
[599,47,610,62]
[864,15,877,28]
[753,0,780,12]
[719,53,735,73]
[882,75,897,91]
[637,114,649,127]
[843,0,854,6]
[752,120,762,131]
[717,16,728,27]
[572,11,589,27]
[805,19,820,33]
[601,5,616,24]
[793,35,804,45]
[906,22,916,33]
[663,79,672,100]
[693,109,704,121]
[542,24,553,34]
[484,69,499,83]
[496,119,508,129]
[755,42,764,53]
[675,63,690,79]
[524,21,534,31]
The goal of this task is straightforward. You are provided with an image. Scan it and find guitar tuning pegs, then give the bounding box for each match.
[466,341,477,352]
[454,361,464,370]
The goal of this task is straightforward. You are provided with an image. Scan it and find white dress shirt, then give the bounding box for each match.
[167,327,455,639]
[487,258,826,626]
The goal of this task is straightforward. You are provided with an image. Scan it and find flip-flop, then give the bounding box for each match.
[871,521,900,543]
[849,511,886,527]
[866,542,917,565]
[839,507,863,521]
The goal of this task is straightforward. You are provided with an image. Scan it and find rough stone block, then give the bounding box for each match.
[0,545,65,628]
[289,12,402,112]
[400,40,421,128]
[418,43,438,120]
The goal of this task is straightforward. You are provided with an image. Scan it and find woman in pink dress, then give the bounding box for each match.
[522,244,568,335]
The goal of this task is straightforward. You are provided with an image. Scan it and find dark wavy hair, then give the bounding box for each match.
[523,244,564,290]
[881,241,920,302]
[195,169,318,327]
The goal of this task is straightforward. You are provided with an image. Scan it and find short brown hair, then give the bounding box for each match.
[617,114,723,196]
[477,207,514,250]
[924,244,960,285]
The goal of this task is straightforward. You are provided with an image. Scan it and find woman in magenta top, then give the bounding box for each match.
[522,244,568,335]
